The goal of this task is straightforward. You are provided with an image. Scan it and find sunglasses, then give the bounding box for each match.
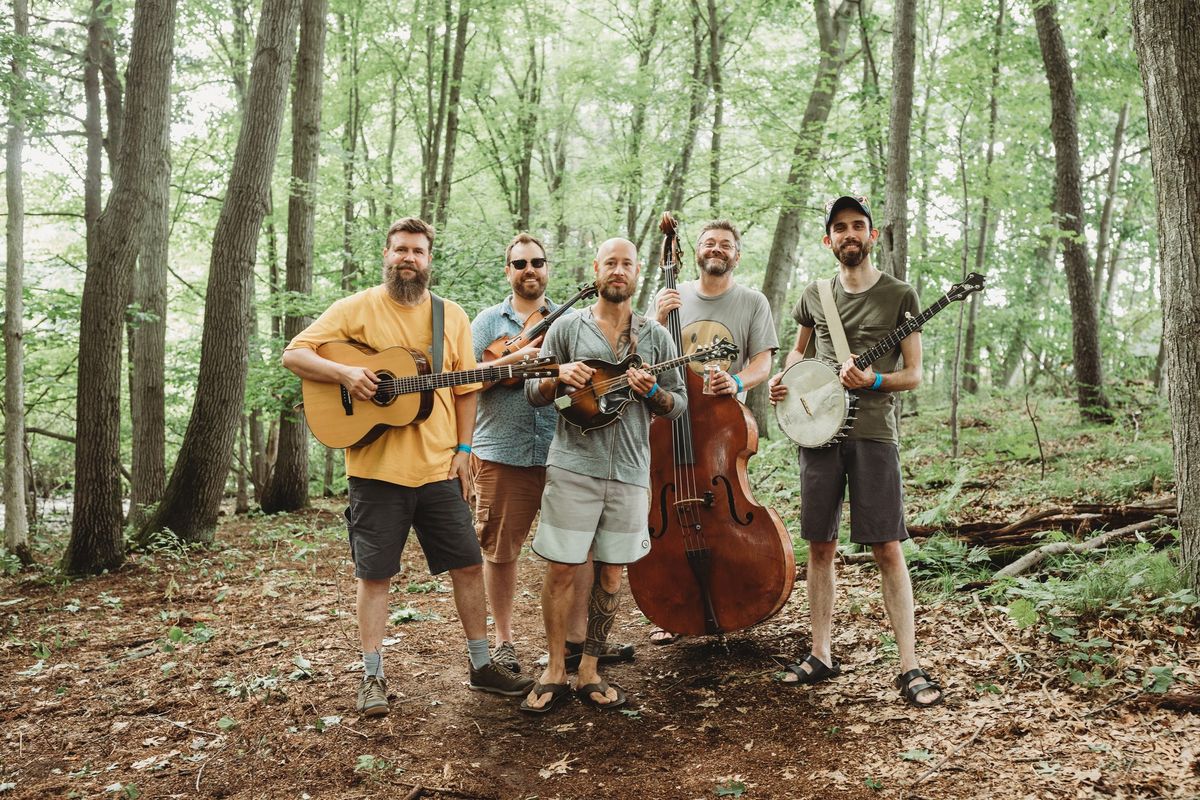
[508,258,548,269]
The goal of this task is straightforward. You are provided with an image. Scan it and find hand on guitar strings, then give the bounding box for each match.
[341,365,380,401]
[556,361,596,389]
[838,356,877,390]
[653,287,682,325]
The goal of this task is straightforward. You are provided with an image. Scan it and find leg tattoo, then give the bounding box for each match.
[583,580,619,657]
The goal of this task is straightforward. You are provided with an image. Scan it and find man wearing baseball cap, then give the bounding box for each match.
[768,195,944,707]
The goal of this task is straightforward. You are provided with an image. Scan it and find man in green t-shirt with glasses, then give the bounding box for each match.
[768,195,944,708]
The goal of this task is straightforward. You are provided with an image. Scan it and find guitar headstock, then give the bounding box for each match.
[511,356,559,380]
[692,337,739,363]
[947,272,985,302]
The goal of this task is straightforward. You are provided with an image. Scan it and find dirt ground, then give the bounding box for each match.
[2,502,1198,800]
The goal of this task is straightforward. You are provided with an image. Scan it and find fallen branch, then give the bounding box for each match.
[993,517,1168,579]
[972,594,1026,672]
[910,719,989,787]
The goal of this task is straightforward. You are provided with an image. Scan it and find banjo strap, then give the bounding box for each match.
[818,278,852,364]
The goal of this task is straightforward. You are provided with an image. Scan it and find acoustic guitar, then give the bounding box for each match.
[774,273,985,448]
[301,341,558,448]
[553,339,739,434]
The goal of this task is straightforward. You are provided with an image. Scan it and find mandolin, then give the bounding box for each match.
[301,341,558,448]
[552,339,738,434]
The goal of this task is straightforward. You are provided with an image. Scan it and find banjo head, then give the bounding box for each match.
[774,360,853,447]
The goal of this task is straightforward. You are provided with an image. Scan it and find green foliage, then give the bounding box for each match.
[907,535,992,588]
[389,606,440,624]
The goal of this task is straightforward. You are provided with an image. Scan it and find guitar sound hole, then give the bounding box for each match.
[373,371,398,406]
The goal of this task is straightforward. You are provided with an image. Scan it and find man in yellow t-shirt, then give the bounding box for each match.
[283,217,534,718]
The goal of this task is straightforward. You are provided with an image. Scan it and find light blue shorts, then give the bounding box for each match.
[532,466,651,565]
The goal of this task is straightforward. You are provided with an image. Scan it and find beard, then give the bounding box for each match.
[511,272,547,301]
[385,264,430,304]
[697,254,733,277]
[599,277,634,303]
[833,236,873,268]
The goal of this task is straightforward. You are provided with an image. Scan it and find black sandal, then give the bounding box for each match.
[779,654,841,685]
[895,668,944,707]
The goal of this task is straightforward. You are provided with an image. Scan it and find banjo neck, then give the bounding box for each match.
[853,292,954,370]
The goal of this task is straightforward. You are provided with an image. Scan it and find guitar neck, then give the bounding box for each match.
[854,294,952,370]
[389,363,541,394]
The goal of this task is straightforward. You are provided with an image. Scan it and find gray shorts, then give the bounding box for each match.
[345,476,483,579]
[532,466,651,565]
[799,439,908,545]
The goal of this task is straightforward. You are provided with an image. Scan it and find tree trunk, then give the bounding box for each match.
[879,0,915,280]
[83,0,104,263]
[1093,101,1128,302]
[434,4,470,229]
[127,124,170,528]
[962,0,1004,395]
[1131,0,1200,591]
[753,0,859,432]
[64,0,177,575]
[261,0,326,514]
[619,0,664,241]
[4,0,32,565]
[633,5,708,314]
[339,11,360,286]
[706,0,723,214]
[1032,0,1111,421]
[420,0,451,221]
[139,0,300,545]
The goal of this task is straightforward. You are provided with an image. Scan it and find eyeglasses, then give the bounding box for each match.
[699,239,737,253]
[508,258,548,269]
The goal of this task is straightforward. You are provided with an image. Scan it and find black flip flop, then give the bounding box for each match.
[779,654,841,685]
[574,680,627,710]
[518,682,571,715]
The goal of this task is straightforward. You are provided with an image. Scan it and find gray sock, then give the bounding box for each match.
[363,650,384,679]
[467,638,491,670]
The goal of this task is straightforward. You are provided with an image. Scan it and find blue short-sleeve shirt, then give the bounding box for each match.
[470,296,565,467]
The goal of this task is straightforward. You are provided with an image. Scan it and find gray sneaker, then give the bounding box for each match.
[468,660,535,696]
[356,675,389,717]
[491,641,520,673]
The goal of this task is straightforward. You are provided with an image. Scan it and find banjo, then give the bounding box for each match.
[775,273,985,448]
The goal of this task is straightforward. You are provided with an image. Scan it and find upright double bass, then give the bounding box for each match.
[627,214,795,637]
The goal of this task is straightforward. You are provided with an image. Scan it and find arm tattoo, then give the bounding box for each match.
[583,580,620,657]
[644,388,673,415]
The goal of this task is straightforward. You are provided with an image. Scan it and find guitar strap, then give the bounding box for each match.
[430,293,444,374]
[818,278,853,364]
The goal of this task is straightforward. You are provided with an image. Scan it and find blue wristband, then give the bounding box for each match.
[871,372,883,391]
[456,443,472,453]
[732,374,744,393]
[643,383,659,399]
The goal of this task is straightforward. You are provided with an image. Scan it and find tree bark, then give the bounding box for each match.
[139,0,300,545]
[420,0,451,221]
[706,0,723,214]
[127,119,170,528]
[434,4,470,229]
[962,0,1004,395]
[64,0,177,575]
[1131,0,1200,591]
[1032,0,1111,421]
[261,0,326,514]
[4,0,32,565]
[752,0,859,432]
[879,0,915,281]
[1093,101,1128,302]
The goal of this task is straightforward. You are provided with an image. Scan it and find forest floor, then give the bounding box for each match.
[2,394,1198,799]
